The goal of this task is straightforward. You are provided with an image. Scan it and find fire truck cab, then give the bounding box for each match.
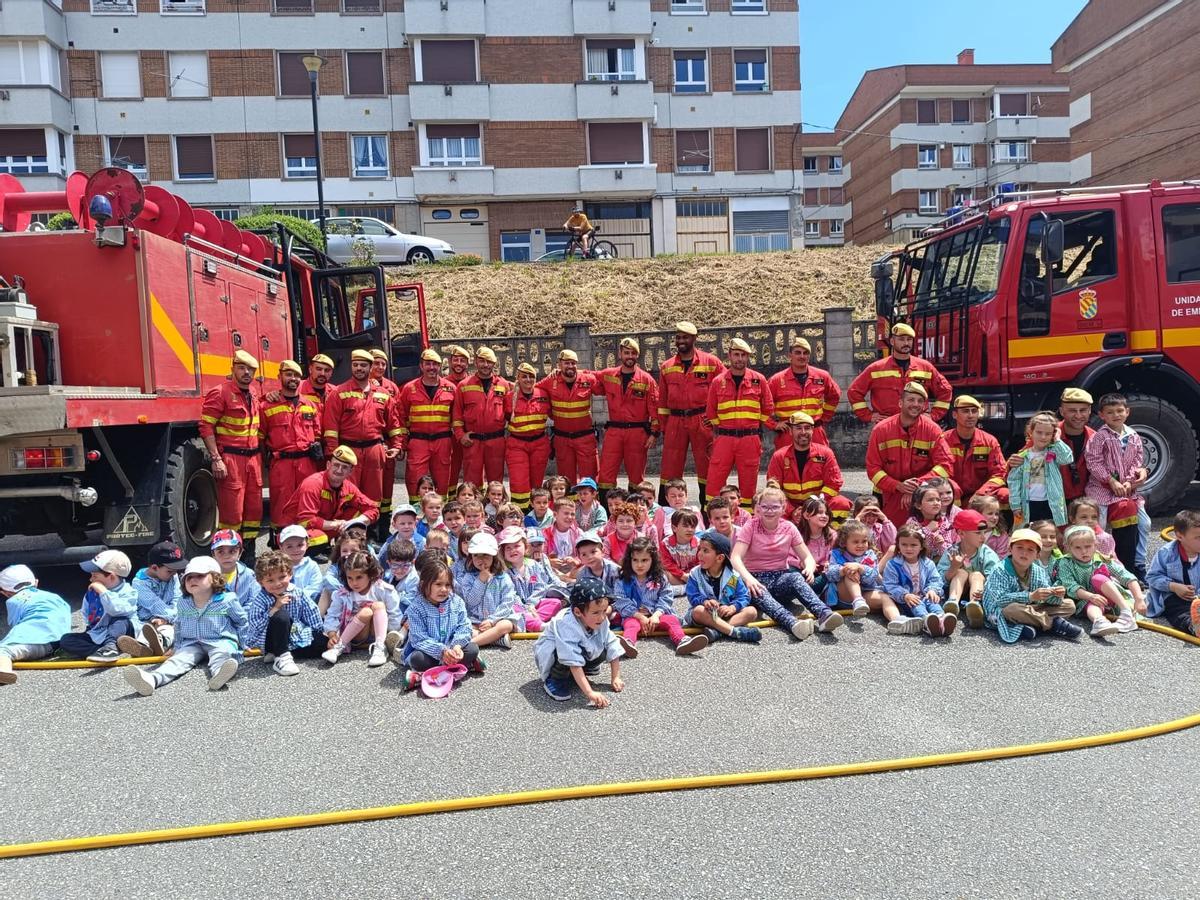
[873,181,1200,512]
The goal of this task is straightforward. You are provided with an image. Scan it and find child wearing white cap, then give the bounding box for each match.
[122,556,248,695]
[276,524,323,603]
[58,549,141,662]
[458,532,525,648]
[0,565,72,684]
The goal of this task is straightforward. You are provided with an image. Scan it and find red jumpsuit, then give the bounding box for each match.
[594,367,660,490]
[445,368,469,487]
[280,470,379,548]
[199,380,263,543]
[765,442,844,513]
[705,368,773,506]
[374,375,402,519]
[260,393,320,530]
[452,374,512,488]
[299,378,328,415]
[321,379,400,505]
[505,386,552,510]
[396,376,458,496]
[943,426,1008,504]
[537,370,601,486]
[848,357,953,422]
[866,414,955,526]
[768,366,841,449]
[658,349,724,499]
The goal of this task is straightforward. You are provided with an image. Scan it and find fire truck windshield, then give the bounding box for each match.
[893,216,1010,317]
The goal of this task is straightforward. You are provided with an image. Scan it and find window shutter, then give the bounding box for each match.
[734,128,769,171]
[733,49,766,64]
[586,39,636,51]
[426,124,480,139]
[733,210,788,233]
[283,134,316,157]
[675,129,709,168]
[0,129,47,156]
[421,40,476,83]
[108,135,146,166]
[278,52,311,96]
[347,51,385,96]
[829,187,844,205]
[588,123,644,165]
[175,136,214,177]
[100,52,141,98]
[803,187,819,205]
[999,93,1028,116]
[168,52,209,98]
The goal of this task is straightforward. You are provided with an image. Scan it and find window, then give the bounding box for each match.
[993,140,1029,163]
[430,209,452,220]
[735,233,790,252]
[501,231,531,262]
[586,201,650,220]
[174,135,214,180]
[804,220,820,237]
[828,186,845,205]
[586,40,636,82]
[1164,205,1200,284]
[828,155,842,173]
[168,51,209,98]
[675,129,711,173]
[106,135,147,178]
[952,189,973,208]
[346,51,385,96]
[951,99,971,124]
[100,51,141,98]
[803,156,817,172]
[917,99,936,124]
[277,52,313,97]
[420,40,477,83]
[676,199,726,217]
[732,0,766,11]
[544,231,571,255]
[918,145,937,169]
[673,51,707,93]
[273,207,327,221]
[352,134,388,178]
[587,123,644,165]
[91,0,135,14]
[282,135,317,178]
[670,0,705,12]
[734,49,767,92]
[273,0,312,12]
[803,187,819,205]
[208,208,240,221]
[342,0,380,10]
[1018,209,1116,335]
[0,130,48,175]
[953,144,972,169]
[161,0,205,14]
[459,208,480,220]
[830,219,844,236]
[918,190,938,214]
[426,124,482,166]
[734,127,770,171]
[998,93,1028,117]
[0,41,63,90]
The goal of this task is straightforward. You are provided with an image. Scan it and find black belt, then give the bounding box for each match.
[715,428,759,438]
[219,445,259,457]
[553,427,593,439]
[344,439,383,449]
[508,432,547,443]
[470,430,506,441]
[606,421,650,432]
[275,449,310,460]
[409,431,452,441]
[669,407,706,417]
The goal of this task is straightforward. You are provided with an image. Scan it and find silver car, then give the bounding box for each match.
[324,216,455,265]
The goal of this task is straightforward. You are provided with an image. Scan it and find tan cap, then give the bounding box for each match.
[1010,528,1044,548]
[618,337,640,354]
[891,323,916,338]
[331,445,358,466]
[475,347,498,363]
[445,344,469,360]
[516,362,537,376]
[790,336,812,352]
[952,394,982,410]
[728,338,752,354]
[902,381,928,399]
[232,349,259,370]
[420,348,443,364]
[675,321,698,336]
[279,359,303,376]
[310,353,334,368]
[369,348,388,361]
[1061,387,1093,405]
[558,349,579,362]
[350,349,374,363]
[787,412,815,426]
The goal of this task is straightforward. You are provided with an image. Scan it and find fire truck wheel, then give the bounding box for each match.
[164,437,219,558]
[1123,393,1198,515]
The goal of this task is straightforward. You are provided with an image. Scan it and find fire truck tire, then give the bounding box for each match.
[163,437,219,558]
[1123,393,1198,515]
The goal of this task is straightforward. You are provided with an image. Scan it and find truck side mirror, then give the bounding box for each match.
[1042,220,1064,266]
[871,260,895,318]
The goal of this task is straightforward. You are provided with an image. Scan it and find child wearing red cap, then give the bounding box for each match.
[936,508,1000,628]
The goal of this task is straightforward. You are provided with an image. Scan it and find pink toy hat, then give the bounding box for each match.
[420,663,468,699]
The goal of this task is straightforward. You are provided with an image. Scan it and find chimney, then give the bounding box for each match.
[957,48,975,65]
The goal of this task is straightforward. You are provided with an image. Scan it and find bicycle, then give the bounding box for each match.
[565,225,618,260]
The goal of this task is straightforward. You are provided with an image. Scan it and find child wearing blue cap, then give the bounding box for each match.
[684,530,762,643]
[574,478,608,532]
[535,580,626,707]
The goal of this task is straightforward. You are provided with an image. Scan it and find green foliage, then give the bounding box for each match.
[45,212,78,231]
[235,211,325,250]
[435,253,483,268]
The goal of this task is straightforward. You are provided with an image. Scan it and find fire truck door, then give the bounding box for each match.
[1008,206,1127,381]
[310,265,388,384]
[1155,199,1200,381]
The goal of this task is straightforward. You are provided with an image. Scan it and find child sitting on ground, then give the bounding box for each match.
[457,532,524,649]
[704,497,737,543]
[277,525,323,603]
[937,509,999,628]
[683,530,762,644]
[59,550,139,662]
[423,528,452,564]
[544,498,582,577]
[1146,509,1200,634]
[484,480,509,523]
[524,488,555,530]
[319,531,367,612]
[600,488,629,535]
[720,484,751,526]
[535,580,626,707]
[573,478,608,532]
[573,531,621,594]
[883,525,953,636]
[853,495,896,557]
[905,483,955,561]
[117,540,186,659]
[652,479,698,540]
[377,504,426,565]
[1055,525,1143,638]
[823,519,884,619]
[1030,519,1059,569]
[441,501,466,561]
[454,481,480,504]
[451,528,478,581]
[981,528,1078,644]
[795,497,835,589]
[544,475,568,504]
[402,557,482,691]
[659,508,700,587]
[492,502,525,534]
[497,526,565,633]
[603,502,640,563]
[1066,497,1117,561]
[244,550,326,676]
[321,551,403,668]
[0,565,72,685]
[613,537,708,658]
[461,499,493,536]
[122,556,246,696]
[211,530,258,606]
[968,493,1009,559]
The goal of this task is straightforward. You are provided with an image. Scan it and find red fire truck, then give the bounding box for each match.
[0,168,428,557]
[872,181,1200,513]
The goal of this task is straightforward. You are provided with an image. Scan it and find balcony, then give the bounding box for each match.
[3,87,72,132]
[575,80,653,120]
[408,82,491,121]
[572,0,651,35]
[412,166,495,198]
[987,116,1041,141]
[578,164,656,195]
[1,0,67,45]
[403,0,486,35]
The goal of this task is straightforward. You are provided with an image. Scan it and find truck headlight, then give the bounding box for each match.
[982,401,1009,419]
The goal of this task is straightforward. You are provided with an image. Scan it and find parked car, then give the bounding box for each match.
[324,216,455,265]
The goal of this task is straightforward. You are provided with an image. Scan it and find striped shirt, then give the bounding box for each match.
[403,593,472,665]
[175,591,247,648]
[982,559,1054,644]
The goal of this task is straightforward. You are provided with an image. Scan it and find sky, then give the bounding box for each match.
[799,0,1088,132]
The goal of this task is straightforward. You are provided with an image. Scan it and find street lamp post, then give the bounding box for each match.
[301,54,327,239]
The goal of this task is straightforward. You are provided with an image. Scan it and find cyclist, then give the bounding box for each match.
[563,203,594,257]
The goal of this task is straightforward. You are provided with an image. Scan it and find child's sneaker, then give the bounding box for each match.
[1050,617,1083,640]
[1115,609,1138,634]
[617,635,639,659]
[142,622,166,656]
[385,628,407,662]
[675,633,709,656]
[402,669,421,692]
[816,610,844,633]
[116,635,152,658]
[272,653,299,676]
[471,656,487,674]
[367,642,388,667]
[703,627,721,643]
[887,616,923,635]
[1018,624,1038,642]
[965,600,985,629]
[732,626,763,643]
[942,613,958,636]
[497,633,512,649]
[321,642,346,665]
[943,598,961,617]
[544,675,573,701]
[790,619,815,641]
[851,599,870,618]
[207,658,238,691]
[87,643,122,663]
[1090,617,1119,638]
[122,665,155,696]
[924,613,943,637]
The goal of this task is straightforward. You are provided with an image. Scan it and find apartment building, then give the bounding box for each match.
[798,132,847,246]
[1052,0,1200,186]
[837,50,1070,245]
[0,0,803,260]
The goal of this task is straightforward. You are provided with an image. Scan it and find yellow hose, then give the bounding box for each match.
[0,618,1195,860]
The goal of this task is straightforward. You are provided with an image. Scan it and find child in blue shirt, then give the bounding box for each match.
[244,549,326,676]
[277,524,324,603]
[416,490,443,538]
[613,536,707,656]
[683,530,761,644]
[211,529,258,606]
[401,557,482,692]
[824,519,887,619]
[116,540,186,658]
[457,532,524,649]
[535,580,626,707]
[59,550,140,662]
[573,531,621,594]
[883,525,951,637]
[377,504,426,568]
[524,488,554,530]
[1146,509,1200,633]
[0,565,72,685]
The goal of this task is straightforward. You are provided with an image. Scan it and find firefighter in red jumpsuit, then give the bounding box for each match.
[705,338,773,508]
[452,346,510,488]
[505,362,552,511]
[322,348,401,511]
[658,321,724,504]
[300,352,334,413]
[768,336,841,450]
[443,344,471,486]
[537,349,600,487]
[866,382,955,526]
[942,394,1007,505]
[595,337,660,494]
[396,349,458,496]
[370,347,401,522]
[766,412,844,513]
[848,323,953,423]
[281,446,379,549]
[199,349,263,549]
[261,359,321,537]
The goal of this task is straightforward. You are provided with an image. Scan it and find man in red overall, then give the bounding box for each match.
[322,348,401,511]
[261,359,321,538]
[281,446,379,550]
[299,353,334,414]
[766,412,844,513]
[866,382,955,526]
[537,349,600,487]
[595,337,660,495]
[396,349,458,496]
[849,323,953,423]
[370,347,401,522]
[705,338,773,508]
[942,394,1007,505]
[199,349,263,550]
[658,321,723,504]
[505,362,552,511]
[443,344,471,487]
[453,346,510,488]
[768,336,842,450]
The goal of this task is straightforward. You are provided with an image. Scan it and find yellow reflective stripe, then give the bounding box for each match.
[870,370,901,379]
[878,439,906,450]
[396,427,410,436]
[323,430,338,438]
[263,404,291,417]
[410,404,450,413]
[775,398,822,411]
[871,470,888,486]
[551,399,592,410]
[215,426,257,437]
[931,465,950,478]
[461,384,483,393]
[821,485,838,497]
[908,371,932,380]
[822,402,838,412]
[932,401,951,410]
[387,428,404,437]
[201,415,219,424]
[510,414,545,424]
[949,447,965,457]
[799,480,823,491]
[911,440,934,450]
[553,410,591,419]
[217,415,253,425]
[985,476,1006,487]
[657,407,670,416]
[851,401,869,410]
[716,399,762,411]
[339,391,365,399]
